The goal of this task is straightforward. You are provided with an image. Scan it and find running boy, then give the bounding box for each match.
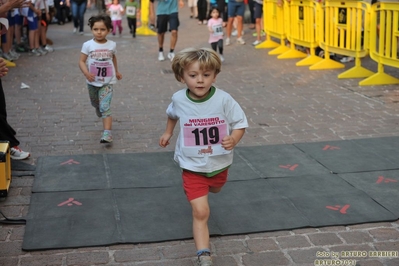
[159,48,248,266]
[79,14,122,143]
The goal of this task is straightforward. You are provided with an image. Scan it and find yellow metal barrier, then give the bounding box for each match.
[310,0,374,78]
[278,0,323,65]
[262,0,290,55]
[136,0,157,36]
[277,0,308,59]
[256,0,279,49]
[360,1,399,85]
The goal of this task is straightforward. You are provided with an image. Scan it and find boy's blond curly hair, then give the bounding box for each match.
[171,48,222,82]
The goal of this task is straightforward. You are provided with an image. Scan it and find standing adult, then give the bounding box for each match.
[67,0,90,34]
[252,0,263,46]
[150,0,184,61]
[0,0,31,160]
[225,0,245,45]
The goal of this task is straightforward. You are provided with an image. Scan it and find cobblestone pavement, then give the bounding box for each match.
[1,4,399,266]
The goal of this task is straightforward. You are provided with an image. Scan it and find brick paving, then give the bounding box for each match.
[1,4,399,266]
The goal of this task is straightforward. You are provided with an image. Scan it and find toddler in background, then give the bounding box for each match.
[124,0,140,38]
[207,7,224,62]
[108,0,124,36]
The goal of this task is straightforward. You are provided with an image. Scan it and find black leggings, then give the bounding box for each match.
[211,39,223,55]
[127,17,137,35]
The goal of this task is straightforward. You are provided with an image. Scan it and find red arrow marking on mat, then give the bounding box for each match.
[60,159,80,165]
[322,145,340,151]
[58,198,82,207]
[326,204,350,214]
[376,176,398,184]
[279,164,299,171]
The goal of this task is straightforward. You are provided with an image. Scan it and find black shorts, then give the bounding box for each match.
[157,12,179,34]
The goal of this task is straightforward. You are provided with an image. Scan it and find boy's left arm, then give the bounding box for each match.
[112,54,122,80]
[221,128,245,150]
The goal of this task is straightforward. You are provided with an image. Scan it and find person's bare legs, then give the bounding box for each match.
[227,17,234,37]
[103,116,112,131]
[255,17,261,42]
[158,32,165,49]
[236,15,243,39]
[170,30,177,50]
[191,186,222,251]
[191,195,210,251]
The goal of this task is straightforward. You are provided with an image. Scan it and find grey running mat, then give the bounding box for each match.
[23,137,399,251]
[294,138,398,173]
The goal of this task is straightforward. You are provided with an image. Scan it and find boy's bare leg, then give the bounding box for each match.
[190,195,210,251]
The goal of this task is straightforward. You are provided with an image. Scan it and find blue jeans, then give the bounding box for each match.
[71,1,87,32]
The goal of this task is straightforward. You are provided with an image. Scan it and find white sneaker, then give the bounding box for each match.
[29,49,41,56]
[237,37,245,45]
[44,45,54,52]
[10,50,20,59]
[73,28,77,34]
[10,146,30,160]
[38,47,48,55]
[252,40,261,46]
[158,52,165,61]
[2,52,14,61]
[219,55,224,62]
[340,56,354,63]
[232,30,244,36]
[167,52,175,61]
[225,38,230,46]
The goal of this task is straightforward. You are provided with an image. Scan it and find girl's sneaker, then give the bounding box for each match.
[10,146,30,160]
[100,131,113,143]
[197,255,213,266]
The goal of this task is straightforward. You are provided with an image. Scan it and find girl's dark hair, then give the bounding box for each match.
[208,6,220,18]
[87,14,113,30]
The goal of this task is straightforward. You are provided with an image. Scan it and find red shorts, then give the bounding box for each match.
[182,169,228,202]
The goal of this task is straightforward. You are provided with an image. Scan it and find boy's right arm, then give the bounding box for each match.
[159,117,178,147]
[79,53,95,82]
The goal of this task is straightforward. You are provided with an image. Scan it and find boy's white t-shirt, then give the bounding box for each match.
[81,39,117,87]
[166,87,248,173]
[108,4,124,21]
